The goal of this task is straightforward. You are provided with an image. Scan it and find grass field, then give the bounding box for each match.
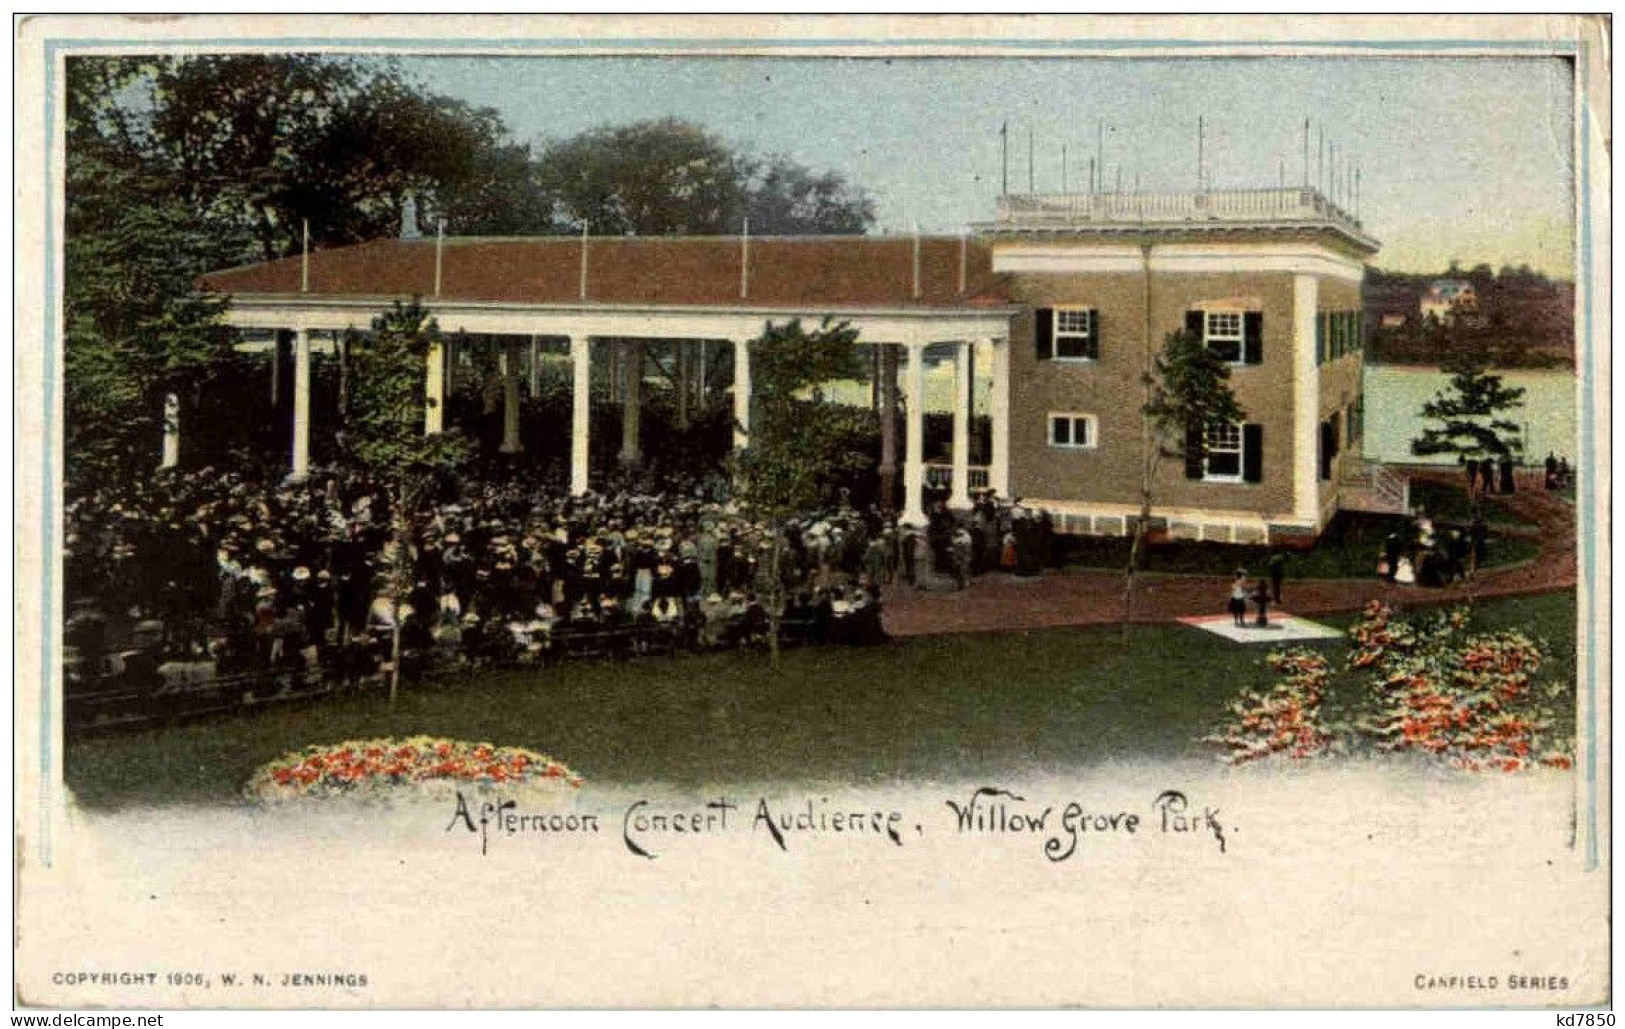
[63,590,1578,809]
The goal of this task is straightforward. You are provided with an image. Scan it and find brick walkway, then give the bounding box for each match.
[881,473,1577,638]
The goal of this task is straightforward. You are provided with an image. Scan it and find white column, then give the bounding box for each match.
[290,327,312,480]
[989,338,1010,498]
[160,392,180,469]
[950,339,973,509]
[619,340,643,466]
[528,336,542,397]
[902,341,927,525]
[424,338,446,435]
[500,338,523,454]
[732,338,752,450]
[1293,273,1320,524]
[571,336,592,495]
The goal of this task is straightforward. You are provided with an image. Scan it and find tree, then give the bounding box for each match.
[128,55,520,261]
[537,118,747,236]
[1125,328,1246,636]
[62,59,250,487]
[345,299,474,702]
[727,318,868,664]
[744,153,877,235]
[1410,353,1526,465]
[535,118,876,237]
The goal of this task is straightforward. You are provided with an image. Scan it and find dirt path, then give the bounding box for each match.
[882,473,1577,637]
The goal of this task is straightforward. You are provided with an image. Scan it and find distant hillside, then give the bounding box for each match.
[1365,265,1575,368]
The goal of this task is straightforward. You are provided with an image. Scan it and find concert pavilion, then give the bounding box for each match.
[200,185,1390,540]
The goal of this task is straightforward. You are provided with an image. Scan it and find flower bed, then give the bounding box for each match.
[1350,603,1570,773]
[245,735,583,803]
[1205,602,1573,772]
[1204,648,1334,765]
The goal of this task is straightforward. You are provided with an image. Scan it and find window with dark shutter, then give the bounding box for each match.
[1202,311,1244,364]
[1316,311,1327,365]
[1202,421,1244,482]
[1184,423,1204,479]
[1035,308,1054,360]
[1320,420,1336,480]
[1242,424,1264,483]
[1185,310,1205,338]
[1243,311,1263,365]
[1053,308,1098,360]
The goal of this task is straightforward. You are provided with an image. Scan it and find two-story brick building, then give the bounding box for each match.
[978,187,1379,543]
[199,184,1383,543]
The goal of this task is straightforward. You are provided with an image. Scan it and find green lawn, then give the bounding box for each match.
[63,590,1578,809]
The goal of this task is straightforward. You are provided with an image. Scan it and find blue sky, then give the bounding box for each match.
[412,55,1576,277]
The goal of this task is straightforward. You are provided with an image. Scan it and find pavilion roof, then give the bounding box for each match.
[199,235,1014,311]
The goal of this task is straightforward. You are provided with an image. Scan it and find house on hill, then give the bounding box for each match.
[199,185,1389,543]
[1420,278,1477,322]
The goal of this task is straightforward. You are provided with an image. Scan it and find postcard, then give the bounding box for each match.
[12,14,1611,1010]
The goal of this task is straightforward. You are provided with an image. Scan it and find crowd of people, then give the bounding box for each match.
[62,465,1055,707]
[1375,509,1489,589]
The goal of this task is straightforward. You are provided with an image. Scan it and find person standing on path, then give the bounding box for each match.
[1252,578,1272,628]
[1228,569,1249,628]
[1267,552,1286,605]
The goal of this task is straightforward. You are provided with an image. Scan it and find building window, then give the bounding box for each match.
[1203,421,1244,482]
[1049,412,1098,449]
[1052,307,1099,360]
[1204,311,1244,363]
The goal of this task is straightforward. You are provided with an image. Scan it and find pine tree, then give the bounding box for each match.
[1410,354,1526,462]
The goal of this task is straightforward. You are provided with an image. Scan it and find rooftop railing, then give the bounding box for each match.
[990,187,1374,246]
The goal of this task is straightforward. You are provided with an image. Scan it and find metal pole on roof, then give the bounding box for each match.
[434,218,444,298]
[578,221,589,301]
[740,218,750,300]
[1061,143,1067,194]
[1317,125,1324,194]
[958,232,967,294]
[1000,121,1009,197]
[1302,118,1310,187]
[1096,119,1105,193]
[912,223,921,300]
[1196,115,1205,192]
[300,219,310,294]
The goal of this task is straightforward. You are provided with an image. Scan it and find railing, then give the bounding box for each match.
[993,187,1367,239]
[1342,459,1411,513]
[925,464,990,490]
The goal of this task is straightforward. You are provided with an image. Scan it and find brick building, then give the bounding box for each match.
[199,185,1383,541]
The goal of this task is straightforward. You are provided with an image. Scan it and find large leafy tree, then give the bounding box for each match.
[728,318,868,664]
[1125,328,1246,635]
[1410,354,1526,463]
[62,59,251,487]
[139,55,518,261]
[346,300,474,702]
[536,118,875,236]
[537,117,748,235]
[743,153,876,235]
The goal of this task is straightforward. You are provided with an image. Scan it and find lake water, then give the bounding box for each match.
[1362,365,1578,466]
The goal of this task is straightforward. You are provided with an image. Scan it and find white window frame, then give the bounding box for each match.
[1050,307,1097,361]
[1048,412,1099,450]
[1202,420,1245,483]
[1203,310,1245,365]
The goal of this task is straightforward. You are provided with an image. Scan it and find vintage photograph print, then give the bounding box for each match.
[13,15,1610,1010]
